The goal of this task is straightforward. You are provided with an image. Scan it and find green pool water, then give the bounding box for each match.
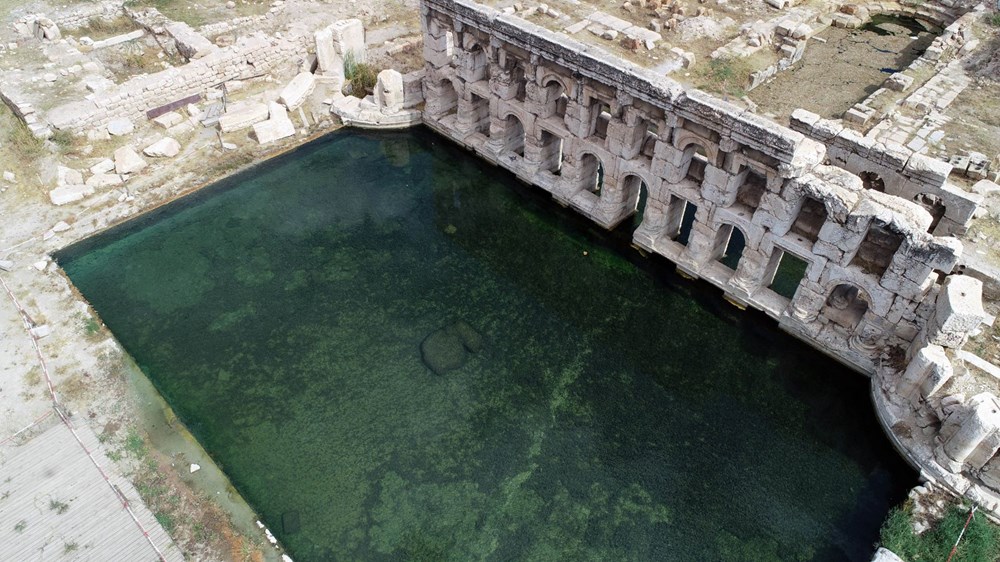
[58,128,914,561]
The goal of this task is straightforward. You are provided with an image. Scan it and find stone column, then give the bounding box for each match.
[849,318,883,353]
[921,276,986,350]
[896,344,952,405]
[937,394,1000,471]
[314,26,343,84]
[423,16,453,69]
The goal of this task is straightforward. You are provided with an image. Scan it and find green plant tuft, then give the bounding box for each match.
[880,504,1000,562]
[48,499,70,514]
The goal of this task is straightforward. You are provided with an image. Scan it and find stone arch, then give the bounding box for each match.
[578,152,605,195]
[428,77,460,119]
[821,282,873,331]
[539,74,569,119]
[678,141,711,183]
[673,130,719,164]
[620,173,651,230]
[859,171,886,192]
[713,223,747,271]
[501,112,526,157]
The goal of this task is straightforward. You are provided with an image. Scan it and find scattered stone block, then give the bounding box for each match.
[54,166,82,187]
[0,260,12,272]
[167,121,195,137]
[927,276,985,348]
[166,22,217,60]
[86,173,123,188]
[33,17,60,41]
[114,146,147,175]
[90,159,115,175]
[278,72,316,110]
[92,29,144,50]
[218,102,269,132]
[107,118,134,136]
[143,137,181,158]
[49,184,94,205]
[252,103,295,145]
[884,73,914,92]
[153,111,184,129]
[84,76,115,93]
[87,128,111,142]
[29,325,51,338]
[2,171,14,183]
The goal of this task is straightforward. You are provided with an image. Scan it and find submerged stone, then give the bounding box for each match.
[420,320,484,374]
[421,328,467,375]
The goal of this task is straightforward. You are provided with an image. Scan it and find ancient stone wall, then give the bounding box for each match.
[791,109,980,236]
[419,0,968,375]
[45,33,309,132]
[48,2,124,30]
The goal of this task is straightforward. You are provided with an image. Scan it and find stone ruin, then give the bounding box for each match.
[3,0,1000,530]
[415,0,1000,520]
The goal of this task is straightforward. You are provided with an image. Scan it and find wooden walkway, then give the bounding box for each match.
[0,419,184,561]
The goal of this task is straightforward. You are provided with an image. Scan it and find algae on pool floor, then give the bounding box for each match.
[58,128,914,561]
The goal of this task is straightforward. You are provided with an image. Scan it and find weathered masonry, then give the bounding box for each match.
[419,0,974,377]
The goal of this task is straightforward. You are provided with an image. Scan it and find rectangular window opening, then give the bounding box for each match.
[850,224,904,277]
[789,197,827,244]
[768,250,808,300]
[735,170,766,210]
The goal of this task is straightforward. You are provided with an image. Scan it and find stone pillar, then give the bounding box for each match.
[375,70,404,115]
[562,100,590,138]
[730,250,766,295]
[424,16,453,69]
[522,132,545,173]
[314,26,343,82]
[681,219,717,270]
[896,344,952,405]
[937,393,1000,471]
[455,48,488,83]
[651,141,686,184]
[331,19,366,64]
[849,318,883,353]
[921,276,986,350]
[788,282,824,323]
[455,94,489,135]
[701,164,733,206]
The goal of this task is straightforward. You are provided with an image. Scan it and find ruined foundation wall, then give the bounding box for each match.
[419,0,966,375]
[45,33,309,132]
[790,109,980,237]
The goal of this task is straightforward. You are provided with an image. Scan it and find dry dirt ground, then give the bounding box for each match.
[0,0,419,559]
[750,19,937,122]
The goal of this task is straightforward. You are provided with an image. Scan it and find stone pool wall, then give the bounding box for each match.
[418,0,974,377]
[416,0,1000,522]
